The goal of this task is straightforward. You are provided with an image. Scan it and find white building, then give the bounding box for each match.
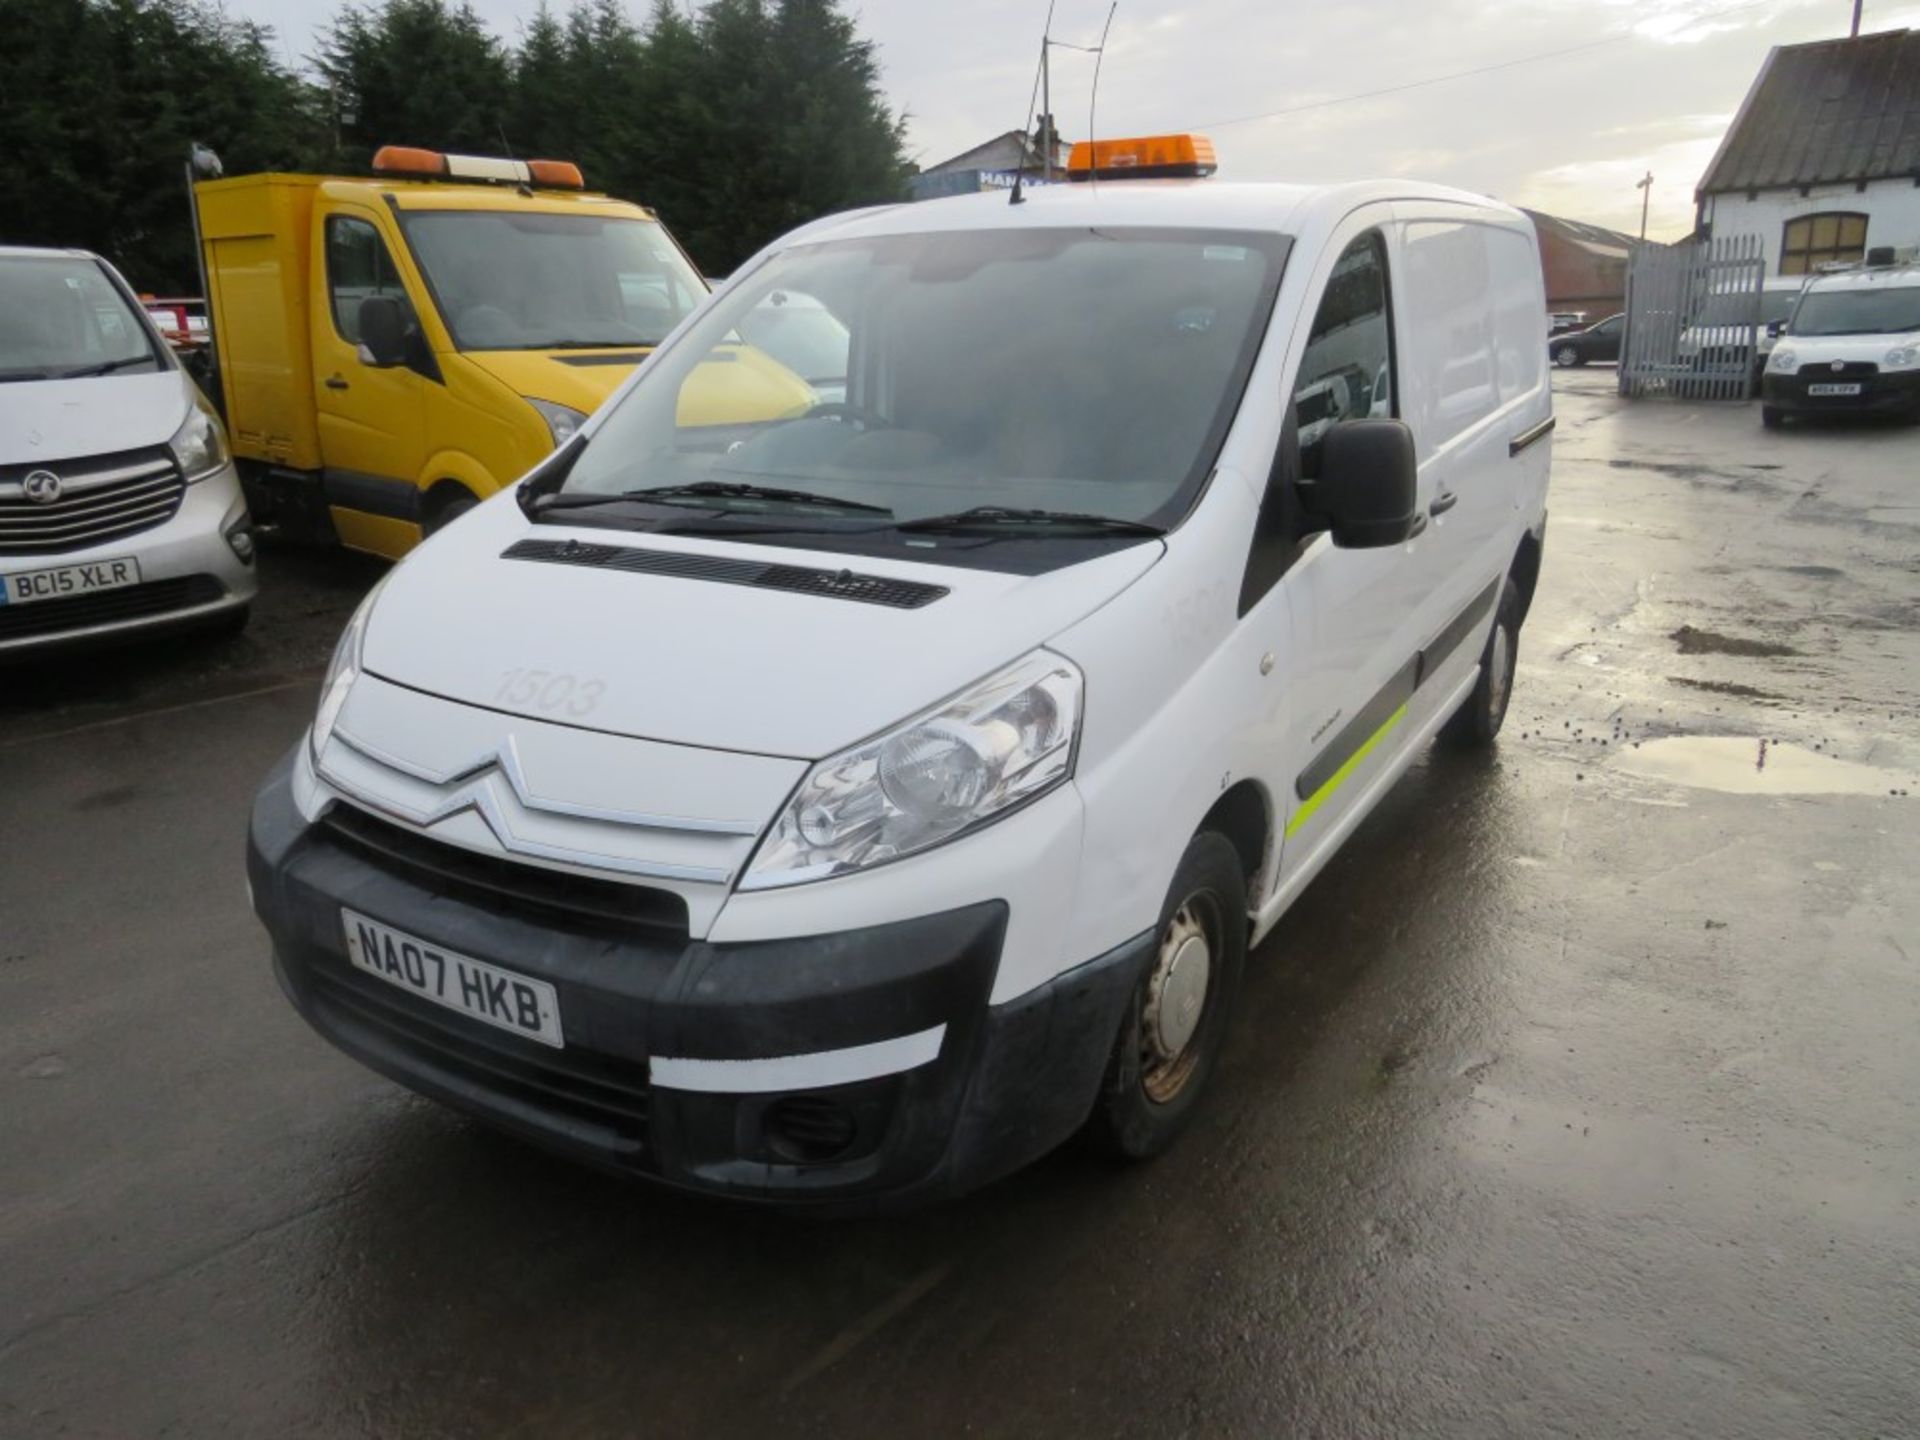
[1695,27,1920,275]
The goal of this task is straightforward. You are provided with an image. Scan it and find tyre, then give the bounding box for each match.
[1554,345,1582,368]
[1441,576,1520,749]
[1761,405,1784,430]
[1083,832,1248,1160]
[423,490,479,536]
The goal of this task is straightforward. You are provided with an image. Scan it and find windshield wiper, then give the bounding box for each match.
[532,480,892,516]
[896,505,1165,537]
[522,339,659,351]
[50,356,155,379]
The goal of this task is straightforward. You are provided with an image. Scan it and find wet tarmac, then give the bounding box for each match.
[3,370,1917,1437]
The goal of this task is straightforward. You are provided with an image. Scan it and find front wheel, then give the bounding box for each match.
[1761,405,1785,430]
[1554,345,1582,369]
[1441,577,1521,749]
[1083,832,1247,1160]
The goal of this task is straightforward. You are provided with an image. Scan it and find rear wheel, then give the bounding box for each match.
[1083,832,1247,1160]
[1554,345,1582,369]
[1441,577,1520,749]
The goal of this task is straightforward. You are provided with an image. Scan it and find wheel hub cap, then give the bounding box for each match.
[1145,906,1211,1065]
[1489,623,1512,714]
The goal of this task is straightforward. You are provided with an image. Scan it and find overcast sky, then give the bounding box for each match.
[241,0,1920,240]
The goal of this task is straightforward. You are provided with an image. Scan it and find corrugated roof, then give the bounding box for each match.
[1521,208,1638,256]
[1698,28,1920,194]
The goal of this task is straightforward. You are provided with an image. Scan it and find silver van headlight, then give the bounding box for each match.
[168,390,231,482]
[741,650,1083,890]
[309,580,387,763]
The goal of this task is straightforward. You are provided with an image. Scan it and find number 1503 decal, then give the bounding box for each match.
[495,669,606,717]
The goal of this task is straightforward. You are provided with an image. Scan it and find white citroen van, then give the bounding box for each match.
[248,138,1552,1209]
[1,247,256,655]
[1762,260,1920,426]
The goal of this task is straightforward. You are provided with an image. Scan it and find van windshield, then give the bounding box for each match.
[402,211,706,351]
[1789,283,1920,337]
[0,255,162,382]
[556,227,1289,540]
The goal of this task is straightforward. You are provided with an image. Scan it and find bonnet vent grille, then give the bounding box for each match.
[501,538,948,610]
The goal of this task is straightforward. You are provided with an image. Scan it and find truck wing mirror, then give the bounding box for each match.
[1308,419,1418,549]
[357,295,409,368]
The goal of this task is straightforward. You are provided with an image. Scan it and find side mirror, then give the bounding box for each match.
[1765,320,1784,339]
[357,295,408,367]
[1311,419,1418,549]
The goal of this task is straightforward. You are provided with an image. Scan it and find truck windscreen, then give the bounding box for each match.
[402,211,706,351]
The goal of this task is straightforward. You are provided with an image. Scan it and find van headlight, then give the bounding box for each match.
[1884,346,1918,370]
[526,397,589,447]
[309,580,386,763]
[741,650,1083,889]
[168,390,231,482]
[1769,350,1798,373]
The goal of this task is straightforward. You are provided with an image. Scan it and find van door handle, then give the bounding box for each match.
[1429,490,1458,517]
[324,374,350,391]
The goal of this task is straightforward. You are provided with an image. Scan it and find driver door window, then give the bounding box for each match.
[1292,232,1395,479]
[326,216,411,343]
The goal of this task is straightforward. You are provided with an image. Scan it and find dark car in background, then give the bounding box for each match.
[1550,313,1623,367]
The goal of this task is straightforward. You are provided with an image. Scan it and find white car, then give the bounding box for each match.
[1763,261,1920,426]
[2,247,255,655]
[248,142,1552,1208]
[1677,277,1804,380]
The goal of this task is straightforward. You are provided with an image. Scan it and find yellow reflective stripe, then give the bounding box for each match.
[1284,703,1407,837]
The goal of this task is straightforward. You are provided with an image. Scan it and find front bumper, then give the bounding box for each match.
[248,750,1149,1210]
[0,464,256,656]
[1762,369,1920,417]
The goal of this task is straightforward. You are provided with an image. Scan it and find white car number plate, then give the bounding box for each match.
[0,556,140,606]
[342,909,563,1048]
[1806,383,1862,396]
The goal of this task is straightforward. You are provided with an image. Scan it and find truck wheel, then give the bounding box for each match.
[1441,577,1521,749]
[1083,832,1247,1160]
[423,488,478,536]
[1761,406,1785,430]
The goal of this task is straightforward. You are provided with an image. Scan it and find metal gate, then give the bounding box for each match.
[1619,234,1767,400]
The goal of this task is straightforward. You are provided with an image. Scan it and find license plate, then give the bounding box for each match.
[0,556,140,607]
[341,909,563,1048]
[1806,383,1862,396]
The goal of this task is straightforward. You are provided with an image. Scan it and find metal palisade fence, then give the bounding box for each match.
[1619,234,1767,400]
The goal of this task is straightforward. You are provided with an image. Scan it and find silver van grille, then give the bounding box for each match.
[0,449,187,556]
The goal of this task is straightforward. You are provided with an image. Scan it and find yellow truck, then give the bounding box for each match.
[193,146,813,557]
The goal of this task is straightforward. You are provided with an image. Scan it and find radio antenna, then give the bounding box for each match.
[1085,3,1118,191]
[1010,1,1057,206]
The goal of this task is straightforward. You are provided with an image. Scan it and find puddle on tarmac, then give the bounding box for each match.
[1616,736,1906,796]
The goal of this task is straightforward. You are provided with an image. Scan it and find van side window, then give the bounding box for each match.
[1292,232,1394,479]
[325,216,410,344]
[1487,226,1547,403]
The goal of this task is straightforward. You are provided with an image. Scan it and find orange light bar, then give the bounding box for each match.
[1066,133,1217,182]
[527,158,585,189]
[371,145,449,177]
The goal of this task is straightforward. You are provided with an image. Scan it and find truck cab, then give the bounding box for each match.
[195,148,814,557]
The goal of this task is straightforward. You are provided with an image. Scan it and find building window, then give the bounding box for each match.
[1780,212,1868,275]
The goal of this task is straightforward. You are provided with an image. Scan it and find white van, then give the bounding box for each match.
[248,139,1552,1208]
[1762,261,1920,426]
[1,247,256,654]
